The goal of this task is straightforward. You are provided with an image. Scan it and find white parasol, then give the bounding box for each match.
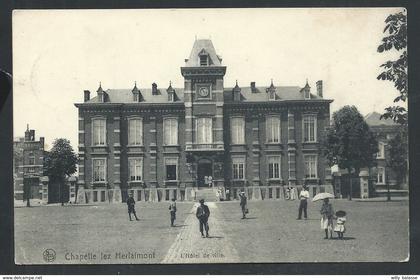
[312,192,334,202]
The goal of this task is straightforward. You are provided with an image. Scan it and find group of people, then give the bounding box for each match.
[297,184,347,239]
[126,183,347,240]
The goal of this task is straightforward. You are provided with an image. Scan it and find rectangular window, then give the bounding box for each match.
[377,142,385,159]
[231,117,245,144]
[303,115,317,142]
[200,55,208,66]
[377,167,385,184]
[128,158,143,182]
[93,158,106,182]
[268,156,281,179]
[28,155,35,165]
[304,155,317,179]
[232,157,245,180]
[128,118,143,145]
[92,119,106,146]
[165,158,178,181]
[195,118,212,144]
[164,118,178,145]
[266,116,281,143]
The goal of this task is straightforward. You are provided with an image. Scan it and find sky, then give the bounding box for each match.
[13,8,404,150]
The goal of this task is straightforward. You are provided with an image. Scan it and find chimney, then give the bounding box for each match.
[30,130,35,141]
[24,124,30,141]
[250,82,256,93]
[152,83,158,95]
[84,90,90,102]
[233,80,241,102]
[316,80,323,98]
[40,137,45,149]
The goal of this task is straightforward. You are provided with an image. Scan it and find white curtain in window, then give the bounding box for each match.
[93,159,106,182]
[266,116,280,143]
[303,115,316,142]
[164,118,178,145]
[304,155,317,179]
[231,117,245,144]
[129,118,142,145]
[268,156,281,179]
[232,157,245,179]
[93,119,106,146]
[129,158,143,181]
[196,118,212,144]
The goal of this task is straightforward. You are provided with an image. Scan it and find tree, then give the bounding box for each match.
[387,126,408,190]
[44,139,77,205]
[324,106,378,200]
[377,11,407,125]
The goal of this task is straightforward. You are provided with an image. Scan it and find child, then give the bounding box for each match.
[334,210,347,239]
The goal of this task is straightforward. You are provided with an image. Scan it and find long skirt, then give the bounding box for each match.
[321,217,333,230]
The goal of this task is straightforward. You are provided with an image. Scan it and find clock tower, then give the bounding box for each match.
[181,39,226,188]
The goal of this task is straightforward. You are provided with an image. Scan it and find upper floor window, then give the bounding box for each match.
[268,156,281,179]
[165,157,178,181]
[304,154,317,179]
[200,55,208,66]
[231,117,245,144]
[377,142,385,159]
[266,116,281,143]
[164,118,178,145]
[195,118,212,144]
[303,115,317,142]
[232,157,245,180]
[92,118,106,146]
[28,153,35,165]
[93,158,106,182]
[128,118,143,146]
[377,167,385,184]
[129,158,143,182]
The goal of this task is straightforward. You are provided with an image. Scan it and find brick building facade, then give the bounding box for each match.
[74,39,333,203]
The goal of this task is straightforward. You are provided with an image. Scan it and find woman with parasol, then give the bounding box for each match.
[313,192,335,239]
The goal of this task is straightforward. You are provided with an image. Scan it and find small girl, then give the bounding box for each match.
[334,210,347,239]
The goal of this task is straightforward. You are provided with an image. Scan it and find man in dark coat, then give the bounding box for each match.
[169,198,177,227]
[239,191,248,219]
[196,199,210,238]
[127,193,139,221]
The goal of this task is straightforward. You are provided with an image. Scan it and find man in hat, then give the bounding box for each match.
[126,193,139,221]
[169,198,177,227]
[297,183,310,220]
[239,191,248,219]
[196,198,210,238]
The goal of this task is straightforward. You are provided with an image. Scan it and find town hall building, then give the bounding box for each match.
[74,39,334,203]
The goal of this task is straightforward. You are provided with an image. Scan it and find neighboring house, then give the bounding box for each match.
[13,125,46,203]
[74,39,334,203]
[365,111,408,192]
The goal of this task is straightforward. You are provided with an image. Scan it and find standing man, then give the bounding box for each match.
[297,183,310,220]
[196,199,210,238]
[127,193,139,221]
[169,198,177,227]
[239,191,248,219]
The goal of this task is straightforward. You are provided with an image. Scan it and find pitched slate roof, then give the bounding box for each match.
[86,88,185,104]
[185,39,222,67]
[365,111,398,126]
[223,86,320,102]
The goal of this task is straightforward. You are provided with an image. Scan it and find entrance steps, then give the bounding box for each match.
[195,188,218,202]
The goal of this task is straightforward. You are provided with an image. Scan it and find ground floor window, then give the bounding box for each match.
[304,155,317,179]
[377,167,385,184]
[128,157,143,182]
[268,156,281,179]
[93,158,106,182]
[232,157,245,180]
[165,158,178,181]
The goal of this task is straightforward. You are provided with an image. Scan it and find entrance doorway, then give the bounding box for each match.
[197,159,213,188]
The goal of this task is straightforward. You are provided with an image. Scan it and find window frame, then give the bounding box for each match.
[230,116,245,145]
[377,142,386,159]
[232,156,246,180]
[91,117,107,146]
[195,117,213,144]
[268,155,282,179]
[163,117,179,146]
[92,158,107,183]
[128,117,143,146]
[377,167,386,185]
[302,114,317,143]
[165,157,178,181]
[304,154,318,179]
[128,157,143,182]
[266,115,281,144]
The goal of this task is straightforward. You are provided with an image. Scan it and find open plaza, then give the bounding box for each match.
[15,198,409,264]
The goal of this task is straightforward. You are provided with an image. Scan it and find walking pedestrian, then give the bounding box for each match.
[297,184,309,220]
[196,199,210,238]
[320,198,334,239]
[169,198,177,227]
[126,193,139,221]
[239,191,248,219]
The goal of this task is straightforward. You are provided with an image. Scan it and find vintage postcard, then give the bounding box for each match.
[12,8,409,264]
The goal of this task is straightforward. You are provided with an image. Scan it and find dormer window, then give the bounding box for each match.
[200,55,209,66]
[269,91,276,101]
